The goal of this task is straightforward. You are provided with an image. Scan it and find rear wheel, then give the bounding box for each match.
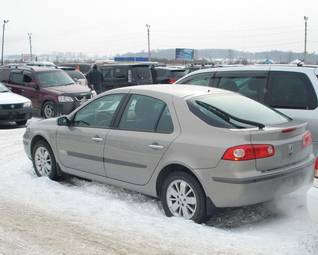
[161,171,207,223]
[32,140,59,180]
[42,101,57,119]
[16,120,27,126]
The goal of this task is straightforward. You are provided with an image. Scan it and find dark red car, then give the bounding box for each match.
[0,66,93,118]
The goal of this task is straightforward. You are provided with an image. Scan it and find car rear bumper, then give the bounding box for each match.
[195,155,315,208]
[307,179,318,221]
[0,107,32,122]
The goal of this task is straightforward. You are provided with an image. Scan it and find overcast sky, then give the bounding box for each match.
[1,0,318,56]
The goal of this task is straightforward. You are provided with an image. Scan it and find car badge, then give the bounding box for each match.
[288,144,294,156]
[11,104,15,109]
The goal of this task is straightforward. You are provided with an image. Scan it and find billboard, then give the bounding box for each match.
[175,48,194,61]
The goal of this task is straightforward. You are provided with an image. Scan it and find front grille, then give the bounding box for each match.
[74,94,92,101]
[0,103,23,110]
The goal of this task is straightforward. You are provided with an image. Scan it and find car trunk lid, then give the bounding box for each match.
[249,120,311,171]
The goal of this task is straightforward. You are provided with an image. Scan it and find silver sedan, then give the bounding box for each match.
[23,85,315,223]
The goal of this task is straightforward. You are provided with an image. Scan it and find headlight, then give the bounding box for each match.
[23,101,32,108]
[58,96,74,103]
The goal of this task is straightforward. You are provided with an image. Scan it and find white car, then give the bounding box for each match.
[0,82,32,125]
[307,166,318,221]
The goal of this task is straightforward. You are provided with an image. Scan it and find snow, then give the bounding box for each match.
[0,120,317,254]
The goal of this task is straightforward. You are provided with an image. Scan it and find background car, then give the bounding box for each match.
[98,63,153,90]
[0,82,32,125]
[307,166,318,221]
[154,67,186,84]
[0,66,93,118]
[23,85,314,223]
[58,66,88,86]
[175,65,318,156]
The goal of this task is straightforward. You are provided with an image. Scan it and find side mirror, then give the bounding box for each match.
[57,116,71,126]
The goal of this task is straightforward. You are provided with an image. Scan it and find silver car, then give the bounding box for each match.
[23,85,315,223]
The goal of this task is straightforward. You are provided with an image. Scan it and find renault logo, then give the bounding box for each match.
[288,144,294,156]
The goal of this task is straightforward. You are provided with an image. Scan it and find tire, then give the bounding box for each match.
[16,120,27,126]
[161,171,207,223]
[32,139,59,180]
[42,101,57,119]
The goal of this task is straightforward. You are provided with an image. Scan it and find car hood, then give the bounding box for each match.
[0,91,30,104]
[42,84,91,95]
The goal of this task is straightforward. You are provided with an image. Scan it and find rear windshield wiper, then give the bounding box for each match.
[195,101,265,130]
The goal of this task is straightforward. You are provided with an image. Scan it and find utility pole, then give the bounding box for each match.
[28,33,33,61]
[1,20,9,66]
[146,24,151,61]
[304,16,309,64]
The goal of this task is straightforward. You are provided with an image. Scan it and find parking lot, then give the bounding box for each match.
[0,120,317,255]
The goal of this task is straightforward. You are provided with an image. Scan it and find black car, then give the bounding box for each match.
[98,63,153,90]
[154,67,186,84]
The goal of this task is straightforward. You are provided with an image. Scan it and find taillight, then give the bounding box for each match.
[168,79,177,84]
[222,144,275,161]
[303,131,312,147]
[315,157,318,178]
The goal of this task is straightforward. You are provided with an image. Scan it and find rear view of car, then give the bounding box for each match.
[59,66,88,86]
[155,67,186,84]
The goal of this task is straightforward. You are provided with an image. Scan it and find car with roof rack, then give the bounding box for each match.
[0,65,93,118]
[175,64,318,157]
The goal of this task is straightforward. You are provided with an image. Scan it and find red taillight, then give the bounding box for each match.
[303,131,312,147]
[222,144,275,161]
[314,158,318,177]
[282,127,296,133]
[168,79,177,84]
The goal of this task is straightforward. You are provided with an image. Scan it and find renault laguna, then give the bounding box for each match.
[23,85,315,223]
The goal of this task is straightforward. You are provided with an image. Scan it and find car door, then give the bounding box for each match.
[104,93,178,185]
[56,93,126,176]
[8,70,24,95]
[21,71,41,110]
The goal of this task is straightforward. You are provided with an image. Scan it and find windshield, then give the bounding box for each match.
[0,82,9,92]
[188,94,289,129]
[36,70,75,87]
[65,70,85,80]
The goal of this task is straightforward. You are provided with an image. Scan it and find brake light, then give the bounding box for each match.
[222,144,275,161]
[303,131,312,147]
[168,79,177,84]
[315,158,318,178]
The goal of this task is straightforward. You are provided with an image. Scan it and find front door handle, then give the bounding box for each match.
[91,136,103,142]
[148,143,164,150]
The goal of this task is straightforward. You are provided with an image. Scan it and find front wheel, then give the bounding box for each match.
[161,171,207,223]
[42,101,57,119]
[32,140,59,180]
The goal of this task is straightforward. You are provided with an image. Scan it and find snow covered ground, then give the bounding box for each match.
[0,119,317,255]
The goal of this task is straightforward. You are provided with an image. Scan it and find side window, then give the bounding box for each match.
[266,71,317,110]
[10,72,24,85]
[156,106,174,133]
[23,71,33,83]
[178,73,213,86]
[119,94,165,132]
[101,68,113,80]
[114,67,128,79]
[74,94,124,128]
[0,69,10,82]
[218,76,267,103]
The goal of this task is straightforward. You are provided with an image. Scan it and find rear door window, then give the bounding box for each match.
[266,71,317,110]
[131,65,152,82]
[177,73,214,86]
[9,71,24,85]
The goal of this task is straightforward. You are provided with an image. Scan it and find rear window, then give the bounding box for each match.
[0,69,10,82]
[131,66,152,81]
[188,94,289,129]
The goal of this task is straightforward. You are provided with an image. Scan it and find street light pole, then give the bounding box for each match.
[28,33,33,61]
[304,16,309,64]
[146,24,151,61]
[1,20,9,66]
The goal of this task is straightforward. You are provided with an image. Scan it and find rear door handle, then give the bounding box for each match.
[91,136,103,142]
[148,144,164,150]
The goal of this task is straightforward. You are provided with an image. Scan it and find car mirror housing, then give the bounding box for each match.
[57,116,71,126]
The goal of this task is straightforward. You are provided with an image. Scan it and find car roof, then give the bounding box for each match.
[98,63,152,67]
[110,84,234,99]
[184,64,318,76]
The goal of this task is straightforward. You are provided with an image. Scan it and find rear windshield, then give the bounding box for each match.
[36,70,75,87]
[188,94,289,129]
[131,66,152,81]
[65,70,86,80]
